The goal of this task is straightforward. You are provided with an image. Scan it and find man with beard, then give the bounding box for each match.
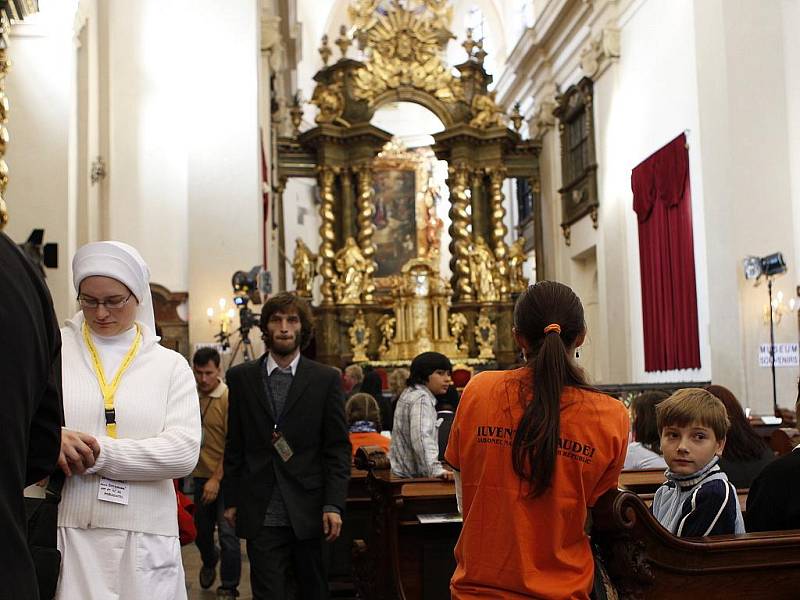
[222,292,350,599]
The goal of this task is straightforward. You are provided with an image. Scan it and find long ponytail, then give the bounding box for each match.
[511,281,588,497]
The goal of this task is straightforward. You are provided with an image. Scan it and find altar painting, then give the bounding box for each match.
[372,168,417,277]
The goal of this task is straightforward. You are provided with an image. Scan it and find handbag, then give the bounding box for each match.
[174,480,197,546]
[24,471,65,600]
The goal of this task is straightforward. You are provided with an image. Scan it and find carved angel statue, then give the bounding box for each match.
[469,236,499,303]
[377,314,396,356]
[469,90,506,129]
[291,238,317,297]
[449,312,469,356]
[507,238,528,294]
[474,307,496,360]
[334,236,368,304]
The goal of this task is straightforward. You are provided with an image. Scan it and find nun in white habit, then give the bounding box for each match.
[55,241,200,600]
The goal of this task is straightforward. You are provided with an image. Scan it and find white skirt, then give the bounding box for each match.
[56,526,187,600]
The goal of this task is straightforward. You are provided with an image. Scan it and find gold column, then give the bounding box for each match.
[470,169,485,241]
[488,166,510,299]
[340,168,355,240]
[317,165,339,305]
[448,163,474,302]
[355,164,376,303]
[0,15,10,230]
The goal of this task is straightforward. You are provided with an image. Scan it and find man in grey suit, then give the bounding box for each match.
[223,292,350,599]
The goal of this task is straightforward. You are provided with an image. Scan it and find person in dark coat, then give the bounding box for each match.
[223,292,350,599]
[0,232,63,600]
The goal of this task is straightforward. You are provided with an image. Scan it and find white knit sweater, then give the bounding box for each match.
[58,315,201,537]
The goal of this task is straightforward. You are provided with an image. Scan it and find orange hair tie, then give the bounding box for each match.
[543,323,561,335]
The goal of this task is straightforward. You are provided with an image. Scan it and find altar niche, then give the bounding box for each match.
[276,0,541,368]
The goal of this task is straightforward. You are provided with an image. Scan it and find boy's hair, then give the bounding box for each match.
[346,393,381,429]
[656,388,730,441]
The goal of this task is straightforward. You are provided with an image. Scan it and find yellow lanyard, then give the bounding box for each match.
[82,321,142,438]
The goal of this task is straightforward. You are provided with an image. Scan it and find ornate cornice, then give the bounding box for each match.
[579,27,620,79]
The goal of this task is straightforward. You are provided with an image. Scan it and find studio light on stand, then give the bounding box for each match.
[743,252,788,416]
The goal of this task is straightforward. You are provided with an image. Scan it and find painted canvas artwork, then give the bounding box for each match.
[372,169,417,277]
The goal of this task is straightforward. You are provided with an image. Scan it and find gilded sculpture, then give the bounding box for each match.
[508,237,528,293]
[474,307,496,360]
[291,238,317,297]
[448,312,469,356]
[335,236,369,304]
[349,310,370,362]
[469,236,499,303]
[311,71,345,125]
[377,314,396,355]
[469,91,506,129]
[349,0,463,104]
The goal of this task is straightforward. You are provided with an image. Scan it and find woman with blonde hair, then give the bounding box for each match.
[56,241,201,599]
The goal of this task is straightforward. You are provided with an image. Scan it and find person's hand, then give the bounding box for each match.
[438,470,455,481]
[323,511,342,542]
[201,478,220,504]
[58,429,101,476]
[223,507,237,528]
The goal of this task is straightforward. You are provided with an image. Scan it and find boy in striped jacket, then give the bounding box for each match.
[651,388,745,537]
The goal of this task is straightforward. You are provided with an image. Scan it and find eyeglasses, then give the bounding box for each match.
[77,293,133,310]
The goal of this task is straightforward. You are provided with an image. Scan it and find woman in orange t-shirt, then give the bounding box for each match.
[445,281,629,599]
[346,392,390,458]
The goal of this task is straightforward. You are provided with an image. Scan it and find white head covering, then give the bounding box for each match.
[72,241,156,336]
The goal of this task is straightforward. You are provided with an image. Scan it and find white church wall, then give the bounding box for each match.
[103,1,188,293]
[692,0,799,413]
[5,1,78,325]
[605,0,712,386]
[781,0,800,382]
[187,1,263,352]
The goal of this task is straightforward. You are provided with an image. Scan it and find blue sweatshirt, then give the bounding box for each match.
[651,456,745,537]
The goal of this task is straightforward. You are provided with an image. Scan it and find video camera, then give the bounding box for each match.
[18,229,58,278]
[231,266,265,336]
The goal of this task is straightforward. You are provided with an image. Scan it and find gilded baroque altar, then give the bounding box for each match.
[276,0,541,367]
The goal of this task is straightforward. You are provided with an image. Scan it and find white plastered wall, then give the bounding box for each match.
[5,1,78,324]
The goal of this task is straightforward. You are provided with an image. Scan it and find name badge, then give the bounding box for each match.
[98,478,130,505]
[272,431,294,462]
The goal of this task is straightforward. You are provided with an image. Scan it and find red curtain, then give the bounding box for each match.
[632,133,701,371]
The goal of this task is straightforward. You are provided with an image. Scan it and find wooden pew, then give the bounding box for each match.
[326,468,370,592]
[619,469,666,494]
[591,488,800,599]
[770,427,800,456]
[351,469,458,600]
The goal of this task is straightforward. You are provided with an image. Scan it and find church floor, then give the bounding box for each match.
[181,540,357,599]
[182,540,253,600]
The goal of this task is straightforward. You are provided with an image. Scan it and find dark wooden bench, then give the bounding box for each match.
[591,488,800,599]
[351,469,458,600]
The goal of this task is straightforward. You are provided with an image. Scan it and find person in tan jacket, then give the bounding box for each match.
[192,347,241,598]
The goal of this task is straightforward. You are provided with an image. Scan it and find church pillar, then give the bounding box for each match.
[487,166,510,299]
[448,163,474,302]
[317,165,339,305]
[340,167,355,241]
[469,168,486,243]
[275,177,287,291]
[354,163,376,304]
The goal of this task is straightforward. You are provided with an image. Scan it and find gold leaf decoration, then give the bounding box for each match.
[349,0,463,104]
